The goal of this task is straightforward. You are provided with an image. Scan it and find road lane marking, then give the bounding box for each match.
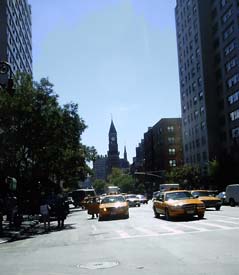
[177,223,209,232]
[199,221,231,230]
[206,213,239,220]
[116,230,130,238]
[91,225,97,233]
[215,219,239,225]
[159,224,184,234]
[135,227,158,236]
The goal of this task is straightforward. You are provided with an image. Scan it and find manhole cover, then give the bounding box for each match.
[78,261,119,270]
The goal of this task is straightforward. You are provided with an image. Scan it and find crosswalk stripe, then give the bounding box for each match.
[215,219,239,225]
[159,224,184,234]
[199,221,231,230]
[178,223,209,232]
[135,227,158,236]
[116,230,130,238]
[206,214,239,220]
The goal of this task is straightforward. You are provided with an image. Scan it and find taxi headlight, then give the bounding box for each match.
[103,208,107,212]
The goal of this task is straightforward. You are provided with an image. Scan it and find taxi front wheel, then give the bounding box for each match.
[165,209,171,221]
[153,207,160,218]
[198,214,204,219]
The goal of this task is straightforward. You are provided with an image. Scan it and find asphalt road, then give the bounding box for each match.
[1,202,239,275]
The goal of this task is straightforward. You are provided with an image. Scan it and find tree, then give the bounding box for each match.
[166,165,201,189]
[92,179,106,195]
[0,73,96,202]
[107,168,135,193]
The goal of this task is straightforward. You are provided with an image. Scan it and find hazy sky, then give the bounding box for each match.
[29,0,180,163]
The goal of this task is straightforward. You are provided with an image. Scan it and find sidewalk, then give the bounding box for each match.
[0,215,40,243]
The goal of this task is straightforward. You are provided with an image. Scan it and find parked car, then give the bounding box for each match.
[98,194,129,221]
[136,194,148,204]
[191,190,222,210]
[153,190,205,220]
[225,184,239,206]
[125,194,140,207]
[216,191,226,205]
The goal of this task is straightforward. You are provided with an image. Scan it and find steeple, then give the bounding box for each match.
[109,119,117,134]
[107,119,120,174]
[124,146,127,161]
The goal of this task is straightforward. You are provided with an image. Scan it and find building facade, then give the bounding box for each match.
[144,118,183,172]
[0,0,32,82]
[175,0,239,169]
[93,155,108,181]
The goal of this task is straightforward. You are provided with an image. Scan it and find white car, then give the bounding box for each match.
[225,184,239,206]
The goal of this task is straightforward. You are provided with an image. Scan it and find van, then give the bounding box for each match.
[71,189,96,208]
[225,184,239,206]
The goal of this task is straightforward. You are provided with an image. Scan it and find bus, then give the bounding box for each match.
[105,186,120,195]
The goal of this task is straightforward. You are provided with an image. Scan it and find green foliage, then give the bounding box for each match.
[107,168,135,193]
[166,165,201,189]
[92,179,107,195]
[0,73,96,194]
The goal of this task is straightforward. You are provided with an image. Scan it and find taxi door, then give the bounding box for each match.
[154,193,165,214]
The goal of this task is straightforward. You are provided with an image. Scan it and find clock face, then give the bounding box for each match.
[111,136,115,141]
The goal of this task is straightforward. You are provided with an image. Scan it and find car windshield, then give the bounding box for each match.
[126,195,137,199]
[165,192,193,201]
[192,191,212,197]
[101,196,125,204]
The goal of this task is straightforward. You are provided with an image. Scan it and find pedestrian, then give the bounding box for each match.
[55,194,67,229]
[40,200,51,231]
[88,196,99,219]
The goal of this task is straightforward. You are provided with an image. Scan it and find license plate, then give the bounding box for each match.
[187,210,194,214]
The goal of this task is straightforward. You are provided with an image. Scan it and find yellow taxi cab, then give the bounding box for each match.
[191,190,222,210]
[153,190,205,220]
[99,194,129,221]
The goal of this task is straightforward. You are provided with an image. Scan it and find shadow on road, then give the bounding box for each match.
[6,223,77,243]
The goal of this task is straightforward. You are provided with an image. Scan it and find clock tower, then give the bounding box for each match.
[107,120,120,174]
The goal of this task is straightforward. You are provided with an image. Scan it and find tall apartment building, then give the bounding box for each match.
[0,0,32,82]
[175,0,239,170]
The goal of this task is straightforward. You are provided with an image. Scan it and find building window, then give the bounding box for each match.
[227,73,239,88]
[228,90,239,105]
[223,24,234,41]
[168,137,175,144]
[222,8,232,24]
[230,109,239,121]
[193,96,197,104]
[232,127,239,138]
[169,160,177,167]
[224,40,236,56]
[225,56,237,72]
[167,126,174,132]
[169,148,176,156]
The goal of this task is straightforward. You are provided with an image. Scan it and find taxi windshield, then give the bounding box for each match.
[192,191,212,197]
[165,192,193,201]
[101,196,125,204]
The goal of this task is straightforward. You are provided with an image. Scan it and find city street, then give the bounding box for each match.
[1,202,239,275]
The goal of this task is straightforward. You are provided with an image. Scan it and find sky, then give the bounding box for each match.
[28,0,181,163]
